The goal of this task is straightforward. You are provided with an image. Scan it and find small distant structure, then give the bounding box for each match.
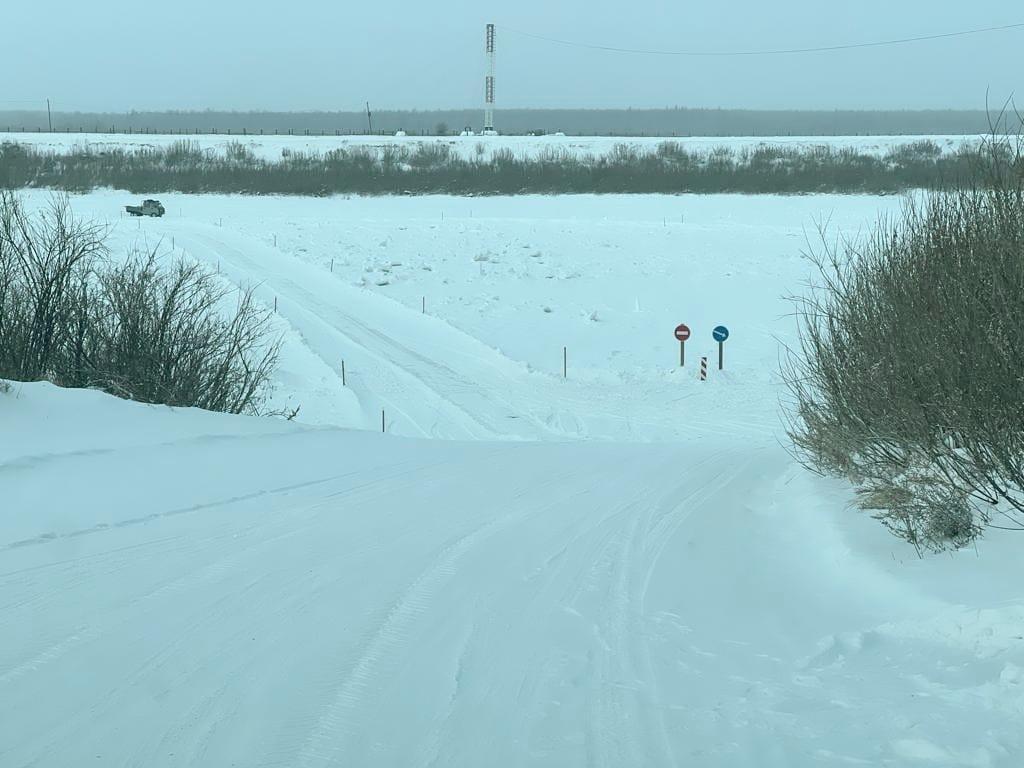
[395,129,407,137]
[482,24,497,135]
[460,127,476,137]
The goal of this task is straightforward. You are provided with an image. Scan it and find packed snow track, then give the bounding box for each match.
[3,192,1023,767]
[4,386,1022,766]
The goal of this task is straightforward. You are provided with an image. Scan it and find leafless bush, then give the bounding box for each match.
[407,142,452,169]
[0,192,107,380]
[224,141,257,164]
[783,130,1024,552]
[0,135,989,195]
[0,193,280,414]
[164,140,204,165]
[83,250,280,413]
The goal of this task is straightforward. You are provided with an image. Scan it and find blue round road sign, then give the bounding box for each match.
[712,325,730,342]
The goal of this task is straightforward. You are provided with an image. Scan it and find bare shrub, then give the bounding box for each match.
[784,130,1024,552]
[0,135,994,196]
[224,141,257,164]
[407,142,451,169]
[0,192,107,380]
[164,140,204,165]
[0,193,280,414]
[83,250,280,413]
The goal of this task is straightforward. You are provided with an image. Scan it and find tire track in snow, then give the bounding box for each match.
[0,457,446,700]
[418,618,478,768]
[5,458,438,768]
[581,451,742,768]
[290,504,527,768]
[174,229,535,441]
[157,222,762,445]
[0,626,103,686]
[628,451,757,768]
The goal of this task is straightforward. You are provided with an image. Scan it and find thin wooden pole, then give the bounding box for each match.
[563,346,567,379]
[381,409,385,433]
[341,359,346,386]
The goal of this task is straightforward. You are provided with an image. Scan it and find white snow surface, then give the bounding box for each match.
[0,131,981,162]
[2,191,1023,767]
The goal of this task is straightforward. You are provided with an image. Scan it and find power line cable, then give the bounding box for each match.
[501,20,1024,57]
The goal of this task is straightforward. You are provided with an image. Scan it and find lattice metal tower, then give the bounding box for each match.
[483,24,496,135]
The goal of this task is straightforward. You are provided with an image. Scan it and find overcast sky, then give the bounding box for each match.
[3,1,1020,113]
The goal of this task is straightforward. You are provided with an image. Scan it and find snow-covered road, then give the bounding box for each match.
[1,392,754,766]
[4,386,1022,767]
[3,192,1023,766]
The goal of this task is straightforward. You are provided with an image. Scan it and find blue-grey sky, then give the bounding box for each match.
[3,1,1020,112]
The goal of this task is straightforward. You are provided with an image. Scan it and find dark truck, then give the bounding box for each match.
[125,199,165,217]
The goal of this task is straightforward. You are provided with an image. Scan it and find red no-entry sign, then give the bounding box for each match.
[674,323,691,367]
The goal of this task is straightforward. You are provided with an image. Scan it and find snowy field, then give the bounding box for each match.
[0,130,981,161]
[23,191,908,440]
[3,190,1023,767]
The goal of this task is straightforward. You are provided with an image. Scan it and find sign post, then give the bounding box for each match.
[674,323,691,366]
[712,325,730,370]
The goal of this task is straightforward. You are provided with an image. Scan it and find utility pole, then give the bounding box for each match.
[366,102,373,135]
[46,99,52,132]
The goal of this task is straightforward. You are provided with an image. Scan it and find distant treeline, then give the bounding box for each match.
[0,138,995,196]
[1,107,1016,138]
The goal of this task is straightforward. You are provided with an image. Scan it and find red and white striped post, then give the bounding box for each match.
[700,356,708,381]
